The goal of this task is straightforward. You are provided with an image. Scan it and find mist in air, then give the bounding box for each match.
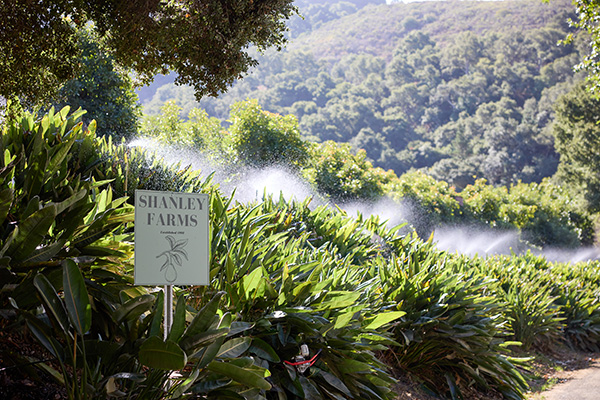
[129,137,600,263]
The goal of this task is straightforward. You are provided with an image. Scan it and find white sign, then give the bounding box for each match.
[134,190,210,286]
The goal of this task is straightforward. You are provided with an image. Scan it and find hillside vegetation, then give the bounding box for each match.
[139,99,594,249]
[143,0,580,191]
[287,0,570,61]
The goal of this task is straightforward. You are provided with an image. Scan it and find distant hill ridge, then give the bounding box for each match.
[288,0,573,63]
[139,0,573,103]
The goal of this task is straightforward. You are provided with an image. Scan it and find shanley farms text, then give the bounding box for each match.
[137,193,206,227]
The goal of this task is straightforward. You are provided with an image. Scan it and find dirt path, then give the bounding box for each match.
[532,359,600,400]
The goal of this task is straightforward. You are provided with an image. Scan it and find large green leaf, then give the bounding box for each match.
[207,361,272,390]
[317,370,353,398]
[22,196,40,220]
[194,334,227,369]
[189,378,232,394]
[249,338,281,362]
[316,291,362,311]
[138,336,187,370]
[24,314,66,362]
[5,204,57,262]
[113,294,155,324]
[182,291,224,340]
[189,312,231,366]
[168,293,187,342]
[22,239,66,265]
[54,188,87,215]
[23,142,47,198]
[336,359,373,374]
[241,267,268,299]
[71,224,115,249]
[33,273,70,336]
[299,375,322,400]
[171,369,200,398]
[55,202,95,241]
[62,259,91,335]
[0,188,14,222]
[180,328,229,356]
[149,290,164,338]
[364,311,407,330]
[216,337,252,359]
[46,130,77,180]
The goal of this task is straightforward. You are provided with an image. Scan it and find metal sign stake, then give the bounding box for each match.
[164,285,173,339]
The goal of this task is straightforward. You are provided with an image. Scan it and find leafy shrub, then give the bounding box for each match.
[389,172,594,248]
[373,242,528,399]
[229,99,310,169]
[55,26,141,142]
[304,140,396,202]
[0,107,134,303]
[388,170,462,235]
[204,194,399,399]
[462,179,594,247]
[141,100,228,160]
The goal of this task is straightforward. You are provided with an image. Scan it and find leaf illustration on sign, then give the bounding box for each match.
[156,235,189,283]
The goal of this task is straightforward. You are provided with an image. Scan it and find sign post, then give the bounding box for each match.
[164,285,173,339]
[134,190,210,339]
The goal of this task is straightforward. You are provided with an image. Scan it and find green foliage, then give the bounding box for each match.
[0,106,134,290]
[0,0,298,105]
[229,99,309,169]
[385,171,594,247]
[26,260,271,399]
[27,261,95,399]
[141,99,310,170]
[479,255,564,351]
[303,141,396,202]
[204,195,402,399]
[553,82,600,213]
[151,0,577,187]
[376,252,528,399]
[461,179,514,229]
[461,179,594,247]
[388,170,461,234]
[141,100,228,159]
[0,0,79,106]
[91,131,216,200]
[567,0,600,94]
[55,27,141,142]
[139,90,594,248]
[5,106,600,400]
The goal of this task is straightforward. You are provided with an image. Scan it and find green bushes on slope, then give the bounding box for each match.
[140,101,595,248]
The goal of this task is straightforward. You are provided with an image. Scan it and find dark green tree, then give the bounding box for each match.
[553,82,600,212]
[567,0,600,94]
[55,28,140,142]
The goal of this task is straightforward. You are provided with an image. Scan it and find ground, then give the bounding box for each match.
[526,345,599,400]
[0,318,66,400]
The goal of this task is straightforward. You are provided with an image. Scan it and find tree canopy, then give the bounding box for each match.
[569,0,600,94]
[553,82,600,213]
[0,0,297,106]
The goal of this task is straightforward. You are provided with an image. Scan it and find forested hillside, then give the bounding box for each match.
[142,0,580,189]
